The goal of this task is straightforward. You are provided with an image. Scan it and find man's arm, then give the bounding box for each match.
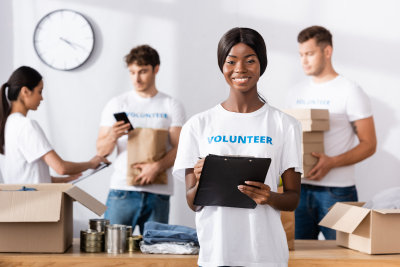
[134,126,182,185]
[96,121,131,157]
[307,116,377,180]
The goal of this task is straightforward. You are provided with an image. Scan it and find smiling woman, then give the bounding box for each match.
[173,27,303,267]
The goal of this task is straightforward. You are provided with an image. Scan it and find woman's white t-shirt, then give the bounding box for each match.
[173,104,302,267]
[3,113,52,184]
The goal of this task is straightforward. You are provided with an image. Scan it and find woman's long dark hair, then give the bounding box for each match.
[217,27,268,103]
[0,66,42,154]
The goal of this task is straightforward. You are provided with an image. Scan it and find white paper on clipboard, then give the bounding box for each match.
[71,163,110,184]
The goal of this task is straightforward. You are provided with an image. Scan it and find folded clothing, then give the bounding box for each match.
[139,241,199,254]
[143,221,199,246]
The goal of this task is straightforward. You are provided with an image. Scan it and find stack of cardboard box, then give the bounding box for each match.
[283,109,329,176]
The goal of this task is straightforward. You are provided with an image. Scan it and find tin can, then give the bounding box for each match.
[89,218,110,232]
[80,229,104,253]
[105,224,127,254]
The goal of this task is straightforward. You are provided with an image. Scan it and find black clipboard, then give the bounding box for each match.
[193,155,271,209]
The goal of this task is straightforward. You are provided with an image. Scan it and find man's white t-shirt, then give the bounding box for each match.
[3,113,52,184]
[173,104,302,267]
[286,75,372,187]
[100,90,185,195]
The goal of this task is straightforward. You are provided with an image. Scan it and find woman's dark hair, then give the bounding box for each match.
[217,27,268,102]
[217,27,268,76]
[0,66,42,154]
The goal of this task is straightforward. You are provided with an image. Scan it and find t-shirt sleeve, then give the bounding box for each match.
[100,98,118,127]
[172,120,200,182]
[346,85,372,122]
[280,118,303,175]
[169,98,186,127]
[18,120,53,163]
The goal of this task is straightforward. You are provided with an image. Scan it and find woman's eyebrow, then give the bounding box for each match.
[227,54,257,58]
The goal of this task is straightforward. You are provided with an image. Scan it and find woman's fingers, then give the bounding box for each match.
[238,181,271,205]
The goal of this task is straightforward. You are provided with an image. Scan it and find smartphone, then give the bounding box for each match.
[113,112,134,131]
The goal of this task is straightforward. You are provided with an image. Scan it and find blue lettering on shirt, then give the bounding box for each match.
[126,112,168,119]
[207,135,273,145]
[238,136,246,144]
[296,99,330,106]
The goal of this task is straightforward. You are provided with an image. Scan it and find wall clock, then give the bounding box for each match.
[33,9,95,71]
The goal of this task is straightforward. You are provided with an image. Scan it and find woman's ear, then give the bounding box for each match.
[20,86,32,97]
[18,86,32,102]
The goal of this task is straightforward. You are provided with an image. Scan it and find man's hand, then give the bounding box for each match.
[306,152,335,180]
[133,162,161,185]
[109,121,131,141]
[238,181,271,205]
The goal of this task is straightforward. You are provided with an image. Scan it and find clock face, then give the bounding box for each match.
[33,9,95,71]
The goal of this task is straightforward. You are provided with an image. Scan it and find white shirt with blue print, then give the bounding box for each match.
[286,75,372,187]
[100,90,185,195]
[173,103,302,267]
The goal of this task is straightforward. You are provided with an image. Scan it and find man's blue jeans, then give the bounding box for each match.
[295,184,358,240]
[104,189,170,234]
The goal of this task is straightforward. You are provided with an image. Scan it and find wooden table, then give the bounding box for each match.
[1,240,400,267]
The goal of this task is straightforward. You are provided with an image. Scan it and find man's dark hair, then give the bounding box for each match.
[217,27,268,76]
[124,45,160,68]
[297,26,332,47]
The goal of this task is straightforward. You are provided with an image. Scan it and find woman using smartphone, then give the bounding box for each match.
[174,28,302,266]
[0,66,108,184]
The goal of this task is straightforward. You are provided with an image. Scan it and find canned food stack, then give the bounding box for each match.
[80,219,109,253]
[80,229,104,253]
[283,109,329,176]
[81,219,143,253]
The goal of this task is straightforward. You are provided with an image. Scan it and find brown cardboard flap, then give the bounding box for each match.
[64,186,106,216]
[283,109,329,120]
[0,191,62,222]
[319,202,370,233]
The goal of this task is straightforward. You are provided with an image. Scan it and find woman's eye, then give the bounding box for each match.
[247,59,255,63]
[226,60,235,65]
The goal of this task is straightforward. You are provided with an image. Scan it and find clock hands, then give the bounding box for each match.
[59,37,87,51]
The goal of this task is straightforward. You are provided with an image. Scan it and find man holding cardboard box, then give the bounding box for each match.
[96,45,185,234]
[287,26,377,240]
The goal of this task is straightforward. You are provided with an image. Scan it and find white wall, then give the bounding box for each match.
[2,0,400,236]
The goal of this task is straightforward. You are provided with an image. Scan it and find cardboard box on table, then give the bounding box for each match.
[319,202,400,254]
[0,183,106,253]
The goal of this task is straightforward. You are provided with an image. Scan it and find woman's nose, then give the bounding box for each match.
[234,61,247,73]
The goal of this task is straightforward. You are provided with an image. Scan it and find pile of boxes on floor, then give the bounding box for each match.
[283,108,329,176]
[81,219,142,253]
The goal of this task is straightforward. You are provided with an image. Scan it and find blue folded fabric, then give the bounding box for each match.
[143,221,199,246]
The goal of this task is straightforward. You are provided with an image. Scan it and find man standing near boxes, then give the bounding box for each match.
[286,25,377,240]
[96,45,185,234]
